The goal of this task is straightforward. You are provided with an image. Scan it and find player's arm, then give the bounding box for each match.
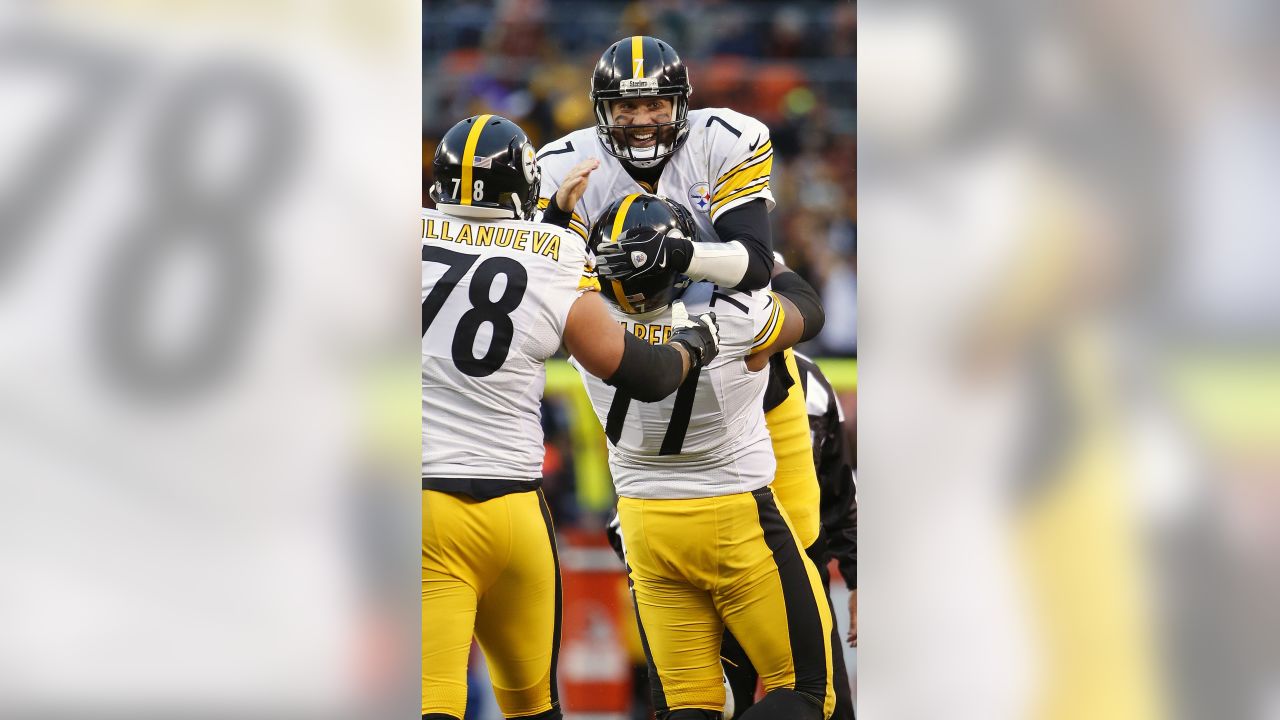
[564,292,719,402]
[700,199,774,290]
[771,257,825,343]
[594,199,774,292]
[817,400,857,594]
[536,150,592,240]
[805,358,857,645]
[694,116,778,291]
[744,264,825,371]
[830,465,858,648]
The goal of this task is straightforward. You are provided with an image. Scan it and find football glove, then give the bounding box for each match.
[594,228,694,282]
[668,300,720,371]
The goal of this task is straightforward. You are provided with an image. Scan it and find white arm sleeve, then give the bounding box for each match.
[684,240,750,287]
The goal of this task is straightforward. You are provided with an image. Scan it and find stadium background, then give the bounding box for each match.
[423,1,856,716]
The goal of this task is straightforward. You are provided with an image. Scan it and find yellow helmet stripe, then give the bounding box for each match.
[460,113,493,205]
[608,193,641,313]
[611,193,640,243]
[632,35,644,79]
[611,280,638,314]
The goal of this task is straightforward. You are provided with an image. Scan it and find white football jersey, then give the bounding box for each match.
[421,207,598,483]
[572,282,786,499]
[536,108,775,242]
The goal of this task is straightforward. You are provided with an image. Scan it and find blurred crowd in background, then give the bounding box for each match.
[423,0,858,356]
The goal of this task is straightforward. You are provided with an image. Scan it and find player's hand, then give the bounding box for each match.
[592,238,639,282]
[847,589,858,647]
[669,300,719,371]
[595,229,693,281]
[554,158,599,214]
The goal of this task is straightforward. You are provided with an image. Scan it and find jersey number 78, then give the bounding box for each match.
[422,245,527,378]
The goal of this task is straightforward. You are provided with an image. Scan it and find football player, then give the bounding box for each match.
[422,115,720,720]
[571,194,834,720]
[536,36,827,566]
[607,347,859,720]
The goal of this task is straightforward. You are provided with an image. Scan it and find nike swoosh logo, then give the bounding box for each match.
[748,134,762,151]
[658,250,667,268]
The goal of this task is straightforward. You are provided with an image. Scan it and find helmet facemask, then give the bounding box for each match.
[594,92,690,168]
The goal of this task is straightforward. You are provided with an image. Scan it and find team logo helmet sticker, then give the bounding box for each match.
[521,143,537,184]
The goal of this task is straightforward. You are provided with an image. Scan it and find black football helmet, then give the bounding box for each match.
[429,114,540,220]
[588,193,695,314]
[591,36,692,166]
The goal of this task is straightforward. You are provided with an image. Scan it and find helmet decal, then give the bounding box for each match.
[610,193,641,242]
[631,35,644,79]
[520,143,537,185]
[459,113,492,206]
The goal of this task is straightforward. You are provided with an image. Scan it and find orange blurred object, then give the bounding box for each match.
[557,528,632,714]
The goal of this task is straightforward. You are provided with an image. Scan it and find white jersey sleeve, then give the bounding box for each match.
[701,108,775,222]
[535,129,600,242]
[701,283,787,366]
[421,207,599,484]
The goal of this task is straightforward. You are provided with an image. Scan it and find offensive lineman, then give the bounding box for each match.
[573,194,835,720]
[422,115,720,720]
[536,36,828,563]
[607,347,859,719]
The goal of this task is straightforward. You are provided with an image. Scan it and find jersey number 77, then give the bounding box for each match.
[605,372,700,456]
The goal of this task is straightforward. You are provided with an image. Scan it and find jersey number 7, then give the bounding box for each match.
[605,371,700,456]
[422,245,528,378]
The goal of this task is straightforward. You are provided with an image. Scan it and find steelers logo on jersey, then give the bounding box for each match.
[688,181,712,213]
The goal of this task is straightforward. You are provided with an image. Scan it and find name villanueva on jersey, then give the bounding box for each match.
[421,217,564,261]
[423,215,675,344]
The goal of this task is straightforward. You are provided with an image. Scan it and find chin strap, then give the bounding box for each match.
[684,240,750,287]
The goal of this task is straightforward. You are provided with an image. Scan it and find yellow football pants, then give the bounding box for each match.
[422,488,561,718]
[765,349,822,549]
[618,488,834,717]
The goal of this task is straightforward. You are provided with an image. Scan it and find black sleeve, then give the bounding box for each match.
[816,384,857,590]
[712,198,774,292]
[541,197,573,229]
[771,270,826,342]
[605,333,686,402]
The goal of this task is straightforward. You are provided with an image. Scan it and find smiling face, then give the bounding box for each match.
[608,96,676,149]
